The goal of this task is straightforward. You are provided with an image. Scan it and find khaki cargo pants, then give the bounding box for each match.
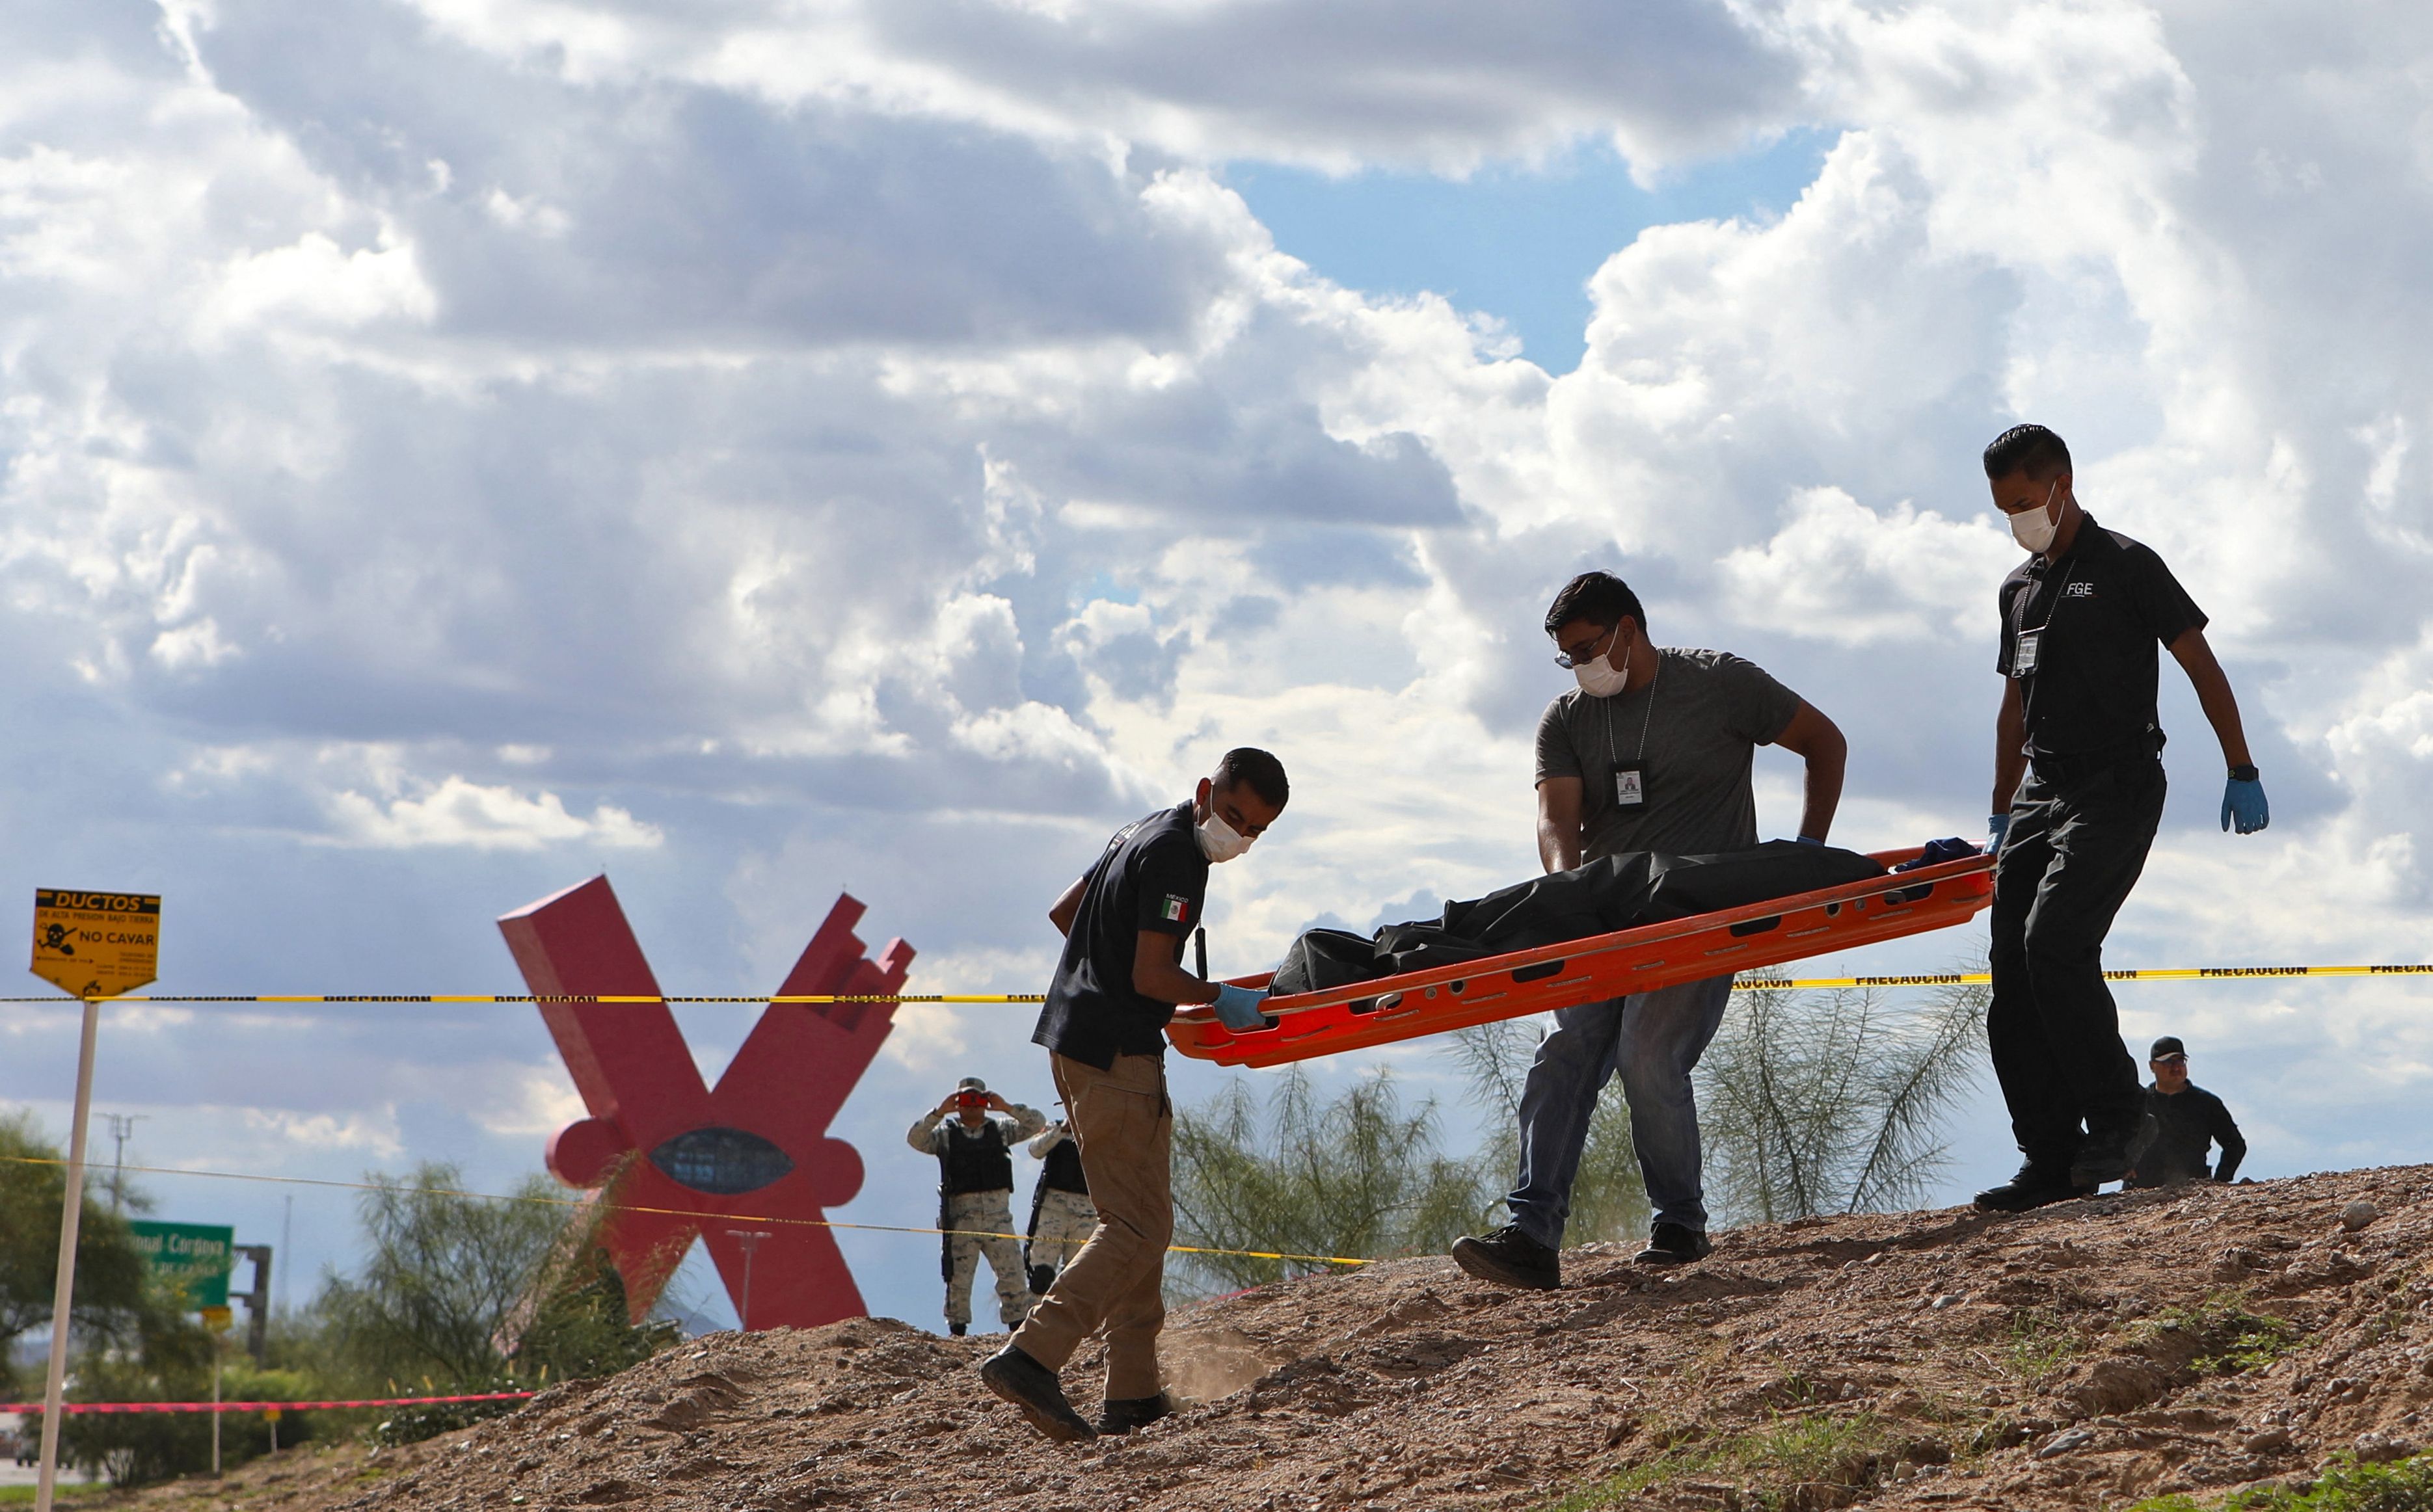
[1009,1050,1171,1401]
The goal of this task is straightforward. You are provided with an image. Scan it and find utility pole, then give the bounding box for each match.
[724,1230,771,1332]
[102,1113,144,1214]
[276,1195,293,1314]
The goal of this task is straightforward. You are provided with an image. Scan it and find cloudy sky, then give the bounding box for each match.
[5,0,2432,1335]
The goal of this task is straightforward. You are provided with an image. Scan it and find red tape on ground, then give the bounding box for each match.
[0,1391,535,1414]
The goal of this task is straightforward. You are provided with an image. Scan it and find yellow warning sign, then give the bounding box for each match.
[30,889,161,1000]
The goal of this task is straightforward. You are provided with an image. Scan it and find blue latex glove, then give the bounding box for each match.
[2222,776,2270,834]
[1209,981,1272,1032]
[1987,814,2011,851]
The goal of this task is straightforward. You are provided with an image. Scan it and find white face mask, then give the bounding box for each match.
[2009,481,2060,554]
[1573,633,1631,698]
[1195,806,1251,863]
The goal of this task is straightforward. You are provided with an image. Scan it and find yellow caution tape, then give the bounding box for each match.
[0,1156,1373,1268]
[1733,963,2433,990]
[6,965,2429,1006]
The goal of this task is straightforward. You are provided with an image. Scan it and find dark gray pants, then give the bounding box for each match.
[1989,758,2166,1171]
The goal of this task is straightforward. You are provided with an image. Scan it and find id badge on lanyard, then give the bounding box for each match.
[1611,759,1648,808]
[2012,566,2069,679]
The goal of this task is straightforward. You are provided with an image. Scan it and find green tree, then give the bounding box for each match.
[315,1163,565,1386]
[0,1110,154,1398]
[1442,1018,1650,1244]
[1694,971,1988,1224]
[1170,1067,1483,1293]
[312,1161,675,1401]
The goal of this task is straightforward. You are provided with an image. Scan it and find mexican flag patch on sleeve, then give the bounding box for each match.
[1162,895,1189,923]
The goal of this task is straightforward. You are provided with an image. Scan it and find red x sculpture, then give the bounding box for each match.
[497,876,912,1330]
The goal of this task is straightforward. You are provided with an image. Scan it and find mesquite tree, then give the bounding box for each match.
[1444,967,1988,1235]
[1170,1067,1480,1293]
[1695,971,1987,1224]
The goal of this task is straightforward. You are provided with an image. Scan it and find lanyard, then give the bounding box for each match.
[1600,652,1661,767]
[2011,559,2078,676]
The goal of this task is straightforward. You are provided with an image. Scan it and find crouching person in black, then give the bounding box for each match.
[2126,1036,2246,1187]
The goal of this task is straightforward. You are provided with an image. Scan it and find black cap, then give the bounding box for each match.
[2149,1036,2187,1061]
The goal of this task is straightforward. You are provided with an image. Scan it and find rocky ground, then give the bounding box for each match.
[76,1164,2433,1511]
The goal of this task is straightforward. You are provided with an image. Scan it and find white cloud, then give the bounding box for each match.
[196,230,436,340]
[325,776,662,851]
[394,0,1803,175]
[881,1004,969,1074]
[1719,488,2019,645]
[240,1106,406,1158]
[471,1064,589,1137]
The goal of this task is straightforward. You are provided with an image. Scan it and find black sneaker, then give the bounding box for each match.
[1096,1394,1174,1435]
[1451,1224,1561,1291]
[1632,1222,1713,1266]
[948,1322,967,1336]
[1974,1165,2091,1213]
[979,1346,1097,1443]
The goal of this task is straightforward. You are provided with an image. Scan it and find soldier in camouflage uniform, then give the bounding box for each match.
[908,1077,1045,1335]
[1023,1120,1097,1295]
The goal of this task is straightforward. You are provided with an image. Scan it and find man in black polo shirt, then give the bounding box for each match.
[1973,424,2270,1213]
[980,747,1289,1442]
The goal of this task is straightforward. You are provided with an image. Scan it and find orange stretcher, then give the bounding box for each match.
[1166,845,1995,1068]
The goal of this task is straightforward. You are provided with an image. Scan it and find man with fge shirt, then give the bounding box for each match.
[1973,424,2270,1213]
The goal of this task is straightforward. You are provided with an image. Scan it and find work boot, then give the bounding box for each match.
[2069,1132,2136,1191]
[1451,1224,1561,1291]
[1974,1164,2090,1213]
[1096,1394,1174,1435]
[1632,1223,1713,1266]
[979,1346,1097,1443]
[948,1322,967,1337]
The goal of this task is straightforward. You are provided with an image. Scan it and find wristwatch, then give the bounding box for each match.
[2228,764,2259,782]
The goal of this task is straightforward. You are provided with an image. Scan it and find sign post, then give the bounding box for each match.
[27,888,159,1512]
[203,1307,232,1476]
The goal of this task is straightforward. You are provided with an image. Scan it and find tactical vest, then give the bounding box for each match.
[937,1119,1014,1196]
[1039,1135,1089,1196]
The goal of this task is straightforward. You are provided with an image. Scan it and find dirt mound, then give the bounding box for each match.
[89,1165,2433,1511]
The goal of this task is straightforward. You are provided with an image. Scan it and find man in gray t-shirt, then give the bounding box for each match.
[1455,570,1847,1290]
[1537,648,1802,860]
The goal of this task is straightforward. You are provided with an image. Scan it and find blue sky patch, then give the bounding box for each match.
[1228,129,1837,373]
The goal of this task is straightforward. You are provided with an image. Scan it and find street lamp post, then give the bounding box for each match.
[723,1230,772,1332]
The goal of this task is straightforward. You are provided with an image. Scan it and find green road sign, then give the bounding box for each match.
[128,1221,235,1310]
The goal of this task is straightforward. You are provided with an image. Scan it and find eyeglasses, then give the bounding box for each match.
[1553,623,1620,670]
